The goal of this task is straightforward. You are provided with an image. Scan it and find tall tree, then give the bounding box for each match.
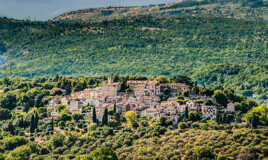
[102,108,108,126]
[34,111,39,130]
[213,90,228,107]
[184,106,189,120]
[113,103,116,114]
[92,107,97,124]
[216,112,221,123]
[51,117,54,134]
[30,114,35,133]
[251,112,259,129]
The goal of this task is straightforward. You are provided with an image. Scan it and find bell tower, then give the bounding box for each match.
[108,74,113,84]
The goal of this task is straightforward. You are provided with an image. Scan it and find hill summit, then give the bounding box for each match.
[54,0,268,22]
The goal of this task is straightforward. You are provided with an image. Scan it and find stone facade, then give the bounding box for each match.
[202,106,218,120]
[47,77,227,121]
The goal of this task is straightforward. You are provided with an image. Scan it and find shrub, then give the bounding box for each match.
[75,147,118,160]
[0,107,11,120]
[178,122,188,129]
[193,146,215,160]
[50,133,65,148]
[1,136,28,150]
[217,153,233,160]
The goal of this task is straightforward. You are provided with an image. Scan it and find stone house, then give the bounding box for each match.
[161,83,191,96]
[140,108,161,120]
[202,106,217,119]
[224,103,235,113]
[127,80,161,97]
[186,100,201,112]
[67,100,84,113]
[48,98,61,110]
[43,117,52,123]
[166,115,179,125]
[51,112,60,120]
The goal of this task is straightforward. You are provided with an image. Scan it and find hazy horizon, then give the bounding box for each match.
[0,0,176,21]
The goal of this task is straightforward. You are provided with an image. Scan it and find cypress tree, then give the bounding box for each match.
[93,107,97,123]
[251,112,259,129]
[51,117,54,133]
[113,103,116,114]
[184,106,189,120]
[216,112,221,123]
[115,113,120,123]
[30,114,35,133]
[102,108,108,126]
[34,111,39,130]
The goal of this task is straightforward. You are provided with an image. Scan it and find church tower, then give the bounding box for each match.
[108,75,113,84]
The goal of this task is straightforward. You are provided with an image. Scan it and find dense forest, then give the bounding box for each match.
[0,75,267,160]
[0,14,267,102]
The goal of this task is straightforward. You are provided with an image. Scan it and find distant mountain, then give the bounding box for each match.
[54,0,268,22]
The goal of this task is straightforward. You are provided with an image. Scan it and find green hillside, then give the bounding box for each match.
[0,75,267,160]
[0,14,267,102]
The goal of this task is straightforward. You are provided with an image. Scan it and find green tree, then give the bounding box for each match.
[0,93,17,110]
[34,111,39,130]
[72,113,83,122]
[193,146,215,160]
[217,154,232,160]
[0,107,11,120]
[75,147,117,160]
[56,104,65,112]
[51,117,54,134]
[30,114,35,133]
[92,107,97,124]
[57,77,72,94]
[2,77,11,86]
[124,111,138,128]
[50,133,65,148]
[1,136,28,150]
[178,122,188,129]
[3,121,15,134]
[213,90,228,107]
[156,76,169,83]
[250,112,259,129]
[102,108,108,126]
[245,105,268,125]
[184,106,189,120]
[182,90,190,97]
[216,112,222,123]
[171,75,193,86]
[189,112,200,121]
[114,113,120,124]
[192,85,200,95]
[59,109,71,121]
[113,103,116,114]
[6,144,33,160]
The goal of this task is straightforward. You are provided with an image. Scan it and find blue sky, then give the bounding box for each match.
[0,0,176,21]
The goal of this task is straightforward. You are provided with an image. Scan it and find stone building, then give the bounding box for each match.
[202,106,217,119]
[127,80,161,97]
[224,103,235,113]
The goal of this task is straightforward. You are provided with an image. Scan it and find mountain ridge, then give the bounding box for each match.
[53,0,268,22]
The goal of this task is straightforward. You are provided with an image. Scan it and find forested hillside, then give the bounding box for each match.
[0,75,267,160]
[0,14,267,102]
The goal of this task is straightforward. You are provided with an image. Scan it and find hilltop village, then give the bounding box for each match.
[47,76,235,124]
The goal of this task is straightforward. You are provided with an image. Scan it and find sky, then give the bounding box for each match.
[0,0,176,21]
